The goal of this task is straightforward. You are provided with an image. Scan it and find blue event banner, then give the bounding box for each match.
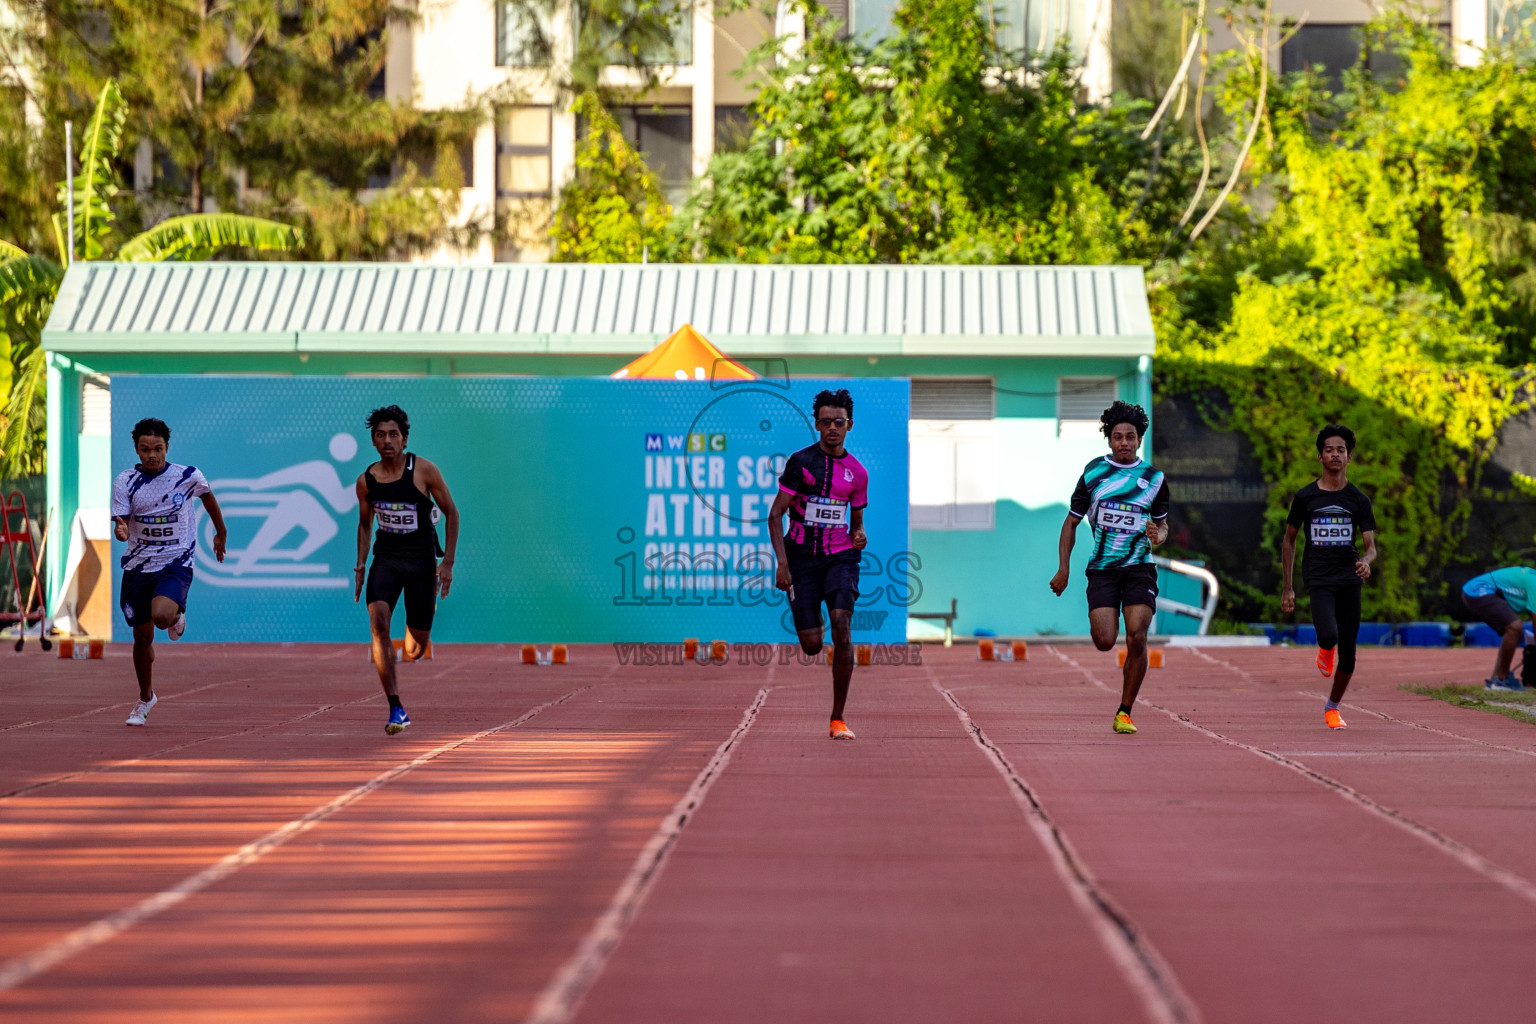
[110,375,910,643]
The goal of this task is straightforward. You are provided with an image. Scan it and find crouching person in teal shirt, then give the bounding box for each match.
[1462,566,1536,691]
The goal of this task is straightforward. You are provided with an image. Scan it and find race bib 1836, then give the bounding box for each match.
[376,502,419,534]
[804,496,850,528]
[1310,516,1353,547]
[131,513,180,546]
[1095,501,1146,534]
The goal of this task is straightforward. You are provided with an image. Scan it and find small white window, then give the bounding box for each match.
[1057,377,1118,439]
[910,379,996,531]
[81,377,111,436]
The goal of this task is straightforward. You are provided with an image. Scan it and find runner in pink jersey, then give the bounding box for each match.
[769,388,869,740]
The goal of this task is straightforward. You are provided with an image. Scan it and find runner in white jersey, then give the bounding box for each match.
[110,418,228,726]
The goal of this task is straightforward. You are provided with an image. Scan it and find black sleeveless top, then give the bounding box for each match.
[365,453,440,558]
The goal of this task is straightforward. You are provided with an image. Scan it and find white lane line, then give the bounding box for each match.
[1298,690,1536,759]
[928,672,1201,1024]
[0,687,585,991]
[524,685,772,1024]
[1050,646,1536,909]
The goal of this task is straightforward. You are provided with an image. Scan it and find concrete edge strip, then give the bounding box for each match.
[1299,690,1536,760]
[524,686,772,1024]
[1049,647,1536,909]
[0,686,586,992]
[930,676,1202,1024]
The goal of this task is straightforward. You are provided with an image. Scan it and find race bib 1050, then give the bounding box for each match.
[376,502,419,534]
[1309,516,1353,547]
[804,496,850,528]
[1095,501,1146,534]
[131,513,180,546]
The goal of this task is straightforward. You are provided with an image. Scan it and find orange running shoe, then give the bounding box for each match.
[1324,708,1347,730]
[1316,647,1335,678]
[830,719,856,740]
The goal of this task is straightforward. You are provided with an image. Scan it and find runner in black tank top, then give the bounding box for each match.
[354,405,460,735]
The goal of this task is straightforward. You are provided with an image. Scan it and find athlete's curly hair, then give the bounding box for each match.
[1316,423,1356,454]
[1100,400,1149,439]
[812,388,854,422]
[367,405,411,440]
[131,417,170,444]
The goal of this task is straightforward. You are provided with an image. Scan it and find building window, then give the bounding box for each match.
[1278,24,1446,92]
[848,0,1085,56]
[497,106,552,198]
[715,106,752,153]
[496,1,553,66]
[1056,377,1117,439]
[81,377,110,436]
[616,108,693,206]
[1491,0,1536,45]
[910,379,996,531]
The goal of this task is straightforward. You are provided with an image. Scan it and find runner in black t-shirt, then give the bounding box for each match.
[1281,424,1377,729]
[354,405,460,735]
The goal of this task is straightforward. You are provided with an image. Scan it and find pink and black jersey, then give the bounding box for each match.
[778,444,869,561]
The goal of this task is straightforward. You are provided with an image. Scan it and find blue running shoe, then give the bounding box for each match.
[1486,675,1526,692]
[386,705,410,735]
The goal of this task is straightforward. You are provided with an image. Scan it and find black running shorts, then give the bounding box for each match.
[1465,591,1520,634]
[366,552,438,631]
[787,548,862,632]
[1085,563,1160,612]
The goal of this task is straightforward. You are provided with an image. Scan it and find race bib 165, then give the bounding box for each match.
[804,496,850,528]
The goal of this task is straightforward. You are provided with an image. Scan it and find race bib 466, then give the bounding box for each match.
[131,513,180,546]
[1309,516,1353,547]
[376,502,419,534]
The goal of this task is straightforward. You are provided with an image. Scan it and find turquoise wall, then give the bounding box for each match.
[52,349,1182,637]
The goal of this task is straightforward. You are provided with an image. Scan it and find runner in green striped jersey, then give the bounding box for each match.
[1050,400,1170,734]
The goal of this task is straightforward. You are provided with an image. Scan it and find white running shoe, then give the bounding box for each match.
[168,612,186,641]
[126,693,158,726]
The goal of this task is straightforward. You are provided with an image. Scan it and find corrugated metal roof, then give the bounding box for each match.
[43,262,1155,356]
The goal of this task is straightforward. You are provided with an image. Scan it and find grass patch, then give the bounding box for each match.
[1406,684,1536,726]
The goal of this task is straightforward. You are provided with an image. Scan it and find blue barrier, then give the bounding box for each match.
[1356,623,1395,646]
[1399,622,1450,647]
[1465,623,1503,647]
[1295,625,1317,646]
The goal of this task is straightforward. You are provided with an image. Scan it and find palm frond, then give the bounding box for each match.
[116,214,305,262]
[0,254,64,308]
[1,343,47,479]
[0,240,26,261]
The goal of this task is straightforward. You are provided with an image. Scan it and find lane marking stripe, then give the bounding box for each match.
[1050,647,1536,909]
[524,686,771,1024]
[0,687,584,991]
[930,675,1201,1024]
[1299,690,1536,759]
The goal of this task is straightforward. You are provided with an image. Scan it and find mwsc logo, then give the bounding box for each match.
[644,433,726,452]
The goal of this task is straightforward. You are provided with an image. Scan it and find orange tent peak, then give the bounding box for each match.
[611,324,756,380]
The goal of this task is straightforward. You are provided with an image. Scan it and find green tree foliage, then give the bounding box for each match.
[676,0,1201,263]
[10,0,483,260]
[552,93,671,262]
[1156,19,1536,620]
[0,81,302,481]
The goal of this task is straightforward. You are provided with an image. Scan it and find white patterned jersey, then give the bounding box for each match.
[111,463,211,573]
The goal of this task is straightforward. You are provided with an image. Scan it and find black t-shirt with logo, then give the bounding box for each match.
[1286,481,1376,588]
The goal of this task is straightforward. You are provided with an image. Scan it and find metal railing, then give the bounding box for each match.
[1152,555,1219,635]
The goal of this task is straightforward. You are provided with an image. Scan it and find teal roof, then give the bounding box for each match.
[42,262,1155,357]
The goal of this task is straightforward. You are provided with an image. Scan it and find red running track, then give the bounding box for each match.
[1,642,1533,1023]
